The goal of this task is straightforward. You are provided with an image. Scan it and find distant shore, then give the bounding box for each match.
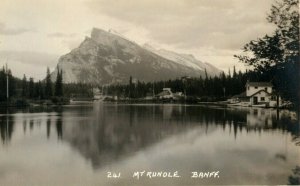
[0,97,70,108]
[0,97,296,110]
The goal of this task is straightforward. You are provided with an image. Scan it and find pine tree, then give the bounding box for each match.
[221,72,226,98]
[233,66,237,78]
[34,81,44,99]
[22,75,27,98]
[228,68,231,78]
[7,70,16,98]
[29,77,34,98]
[129,76,133,98]
[0,68,5,101]
[204,68,208,80]
[45,67,53,99]
[38,81,44,99]
[55,69,63,97]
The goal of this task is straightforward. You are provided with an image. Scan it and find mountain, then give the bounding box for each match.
[51,28,221,84]
[143,43,222,77]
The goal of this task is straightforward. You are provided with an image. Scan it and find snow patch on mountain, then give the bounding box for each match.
[143,43,221,76]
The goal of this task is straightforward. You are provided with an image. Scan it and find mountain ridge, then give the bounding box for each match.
[51,28,221,84]
[143,43,221,77]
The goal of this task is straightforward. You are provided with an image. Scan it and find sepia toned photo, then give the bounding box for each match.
[0,0,299,185]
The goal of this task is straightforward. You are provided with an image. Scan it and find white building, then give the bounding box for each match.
[156,88,174,99]
[93,88,102,100]
[245,82,281,107]
[155,88,184,100]
[246,82,273,96]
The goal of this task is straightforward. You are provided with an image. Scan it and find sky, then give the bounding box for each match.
[0,0,276,80]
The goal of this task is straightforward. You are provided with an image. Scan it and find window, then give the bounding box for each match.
[261,97,265,101]
[255,86,258,89]
[265,87,267,91]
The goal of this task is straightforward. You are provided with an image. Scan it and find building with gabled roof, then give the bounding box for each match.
[156,88,174,99]
[246,81,273,97]
[229,81,282,107]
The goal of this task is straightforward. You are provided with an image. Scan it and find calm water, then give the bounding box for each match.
[0,103,299,185]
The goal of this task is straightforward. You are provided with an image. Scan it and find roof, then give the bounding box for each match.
[246,82,273,87]
[249,89,271,97]
[156,90,172,96]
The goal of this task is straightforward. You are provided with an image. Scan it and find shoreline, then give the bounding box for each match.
[0,99,296,110]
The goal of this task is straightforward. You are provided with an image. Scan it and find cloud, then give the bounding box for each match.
[0,22,34,35]
[0,0,278,77]
[0,50,58,67]
[47,32,82,50]
[86,0,276,50]
[61,38,83,50]
[47,32,77,38]
[0,50,59,80]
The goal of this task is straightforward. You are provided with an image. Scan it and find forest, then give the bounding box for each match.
[0,66,96,105]
[0,65,290,104]
[105,68,262,101]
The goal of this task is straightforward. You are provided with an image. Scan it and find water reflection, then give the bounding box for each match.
[0,110,63,144]
[56,119,63,140]
[0,115,14,144]
[1,105,298,164]
[46,118,51,139]
[0,104,299,185]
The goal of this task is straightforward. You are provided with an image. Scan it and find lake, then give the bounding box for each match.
[0,103,299,185]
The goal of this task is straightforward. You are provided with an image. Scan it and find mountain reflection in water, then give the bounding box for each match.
[0,103,299,185]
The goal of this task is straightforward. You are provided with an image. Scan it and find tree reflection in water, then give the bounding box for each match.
[0,105,299,171]
[0,115,14,145]
[59,105,299,170]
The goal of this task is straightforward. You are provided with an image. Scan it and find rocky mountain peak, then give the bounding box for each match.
[51,28,222,84]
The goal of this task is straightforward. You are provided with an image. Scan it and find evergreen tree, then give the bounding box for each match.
[29,77,34,98]
[22,75,27,98]
[204,68,208,80]
[38,81,44,99]
[233,66,237,78]
[129,76,133,98]
[0,67,7,101]
[7,70,16,98]
[228,68,231,78]
[55,69,63,97]
[34,81,43,99]
[221,72,226,98]
[45,67,53,98]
